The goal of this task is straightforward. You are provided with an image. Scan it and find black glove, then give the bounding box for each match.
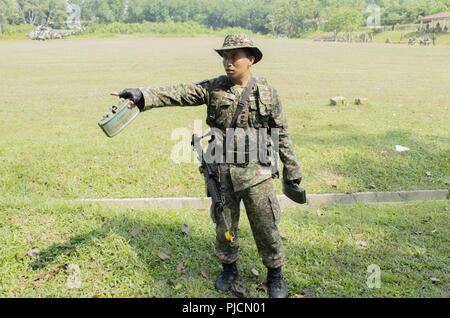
[118,88,145,111]
[287,178,302,187]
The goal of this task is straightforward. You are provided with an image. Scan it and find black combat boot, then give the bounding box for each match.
[267,267,288,298]
[215,262,238,291]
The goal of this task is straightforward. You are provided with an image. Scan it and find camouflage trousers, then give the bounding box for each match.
[211,165,284,269]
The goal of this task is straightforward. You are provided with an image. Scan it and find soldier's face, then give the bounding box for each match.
[222,49,254,80]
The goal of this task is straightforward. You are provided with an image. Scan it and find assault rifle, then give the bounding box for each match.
[191,134,234,241]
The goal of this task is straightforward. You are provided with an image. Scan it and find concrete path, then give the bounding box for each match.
[78,189,449,209]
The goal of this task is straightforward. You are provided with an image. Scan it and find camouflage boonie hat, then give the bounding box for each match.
[215,33,263,64]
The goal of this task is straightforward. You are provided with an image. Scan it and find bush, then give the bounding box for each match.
[0,24,35,39]
[0,21,258,40]
[84,21,214,36]
[83,21,256,37]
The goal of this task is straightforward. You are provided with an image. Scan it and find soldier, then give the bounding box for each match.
[117,34,302,298]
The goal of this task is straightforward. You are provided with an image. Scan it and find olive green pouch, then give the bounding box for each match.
[98,98,140,138]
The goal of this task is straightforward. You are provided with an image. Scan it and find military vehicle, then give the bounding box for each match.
[28,25,83,41]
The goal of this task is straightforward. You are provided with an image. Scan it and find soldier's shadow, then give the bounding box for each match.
[30,214,218,283]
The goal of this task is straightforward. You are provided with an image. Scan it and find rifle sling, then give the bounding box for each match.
[218,77,256,220]
[229,77,256,129]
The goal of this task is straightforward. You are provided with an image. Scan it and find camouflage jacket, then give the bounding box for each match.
[139,75,301,192]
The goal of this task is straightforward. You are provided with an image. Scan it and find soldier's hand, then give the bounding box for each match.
[287,178,302,187]
[117,88,145,111]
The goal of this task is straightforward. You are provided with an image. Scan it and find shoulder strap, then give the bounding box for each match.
[229,77,256,129]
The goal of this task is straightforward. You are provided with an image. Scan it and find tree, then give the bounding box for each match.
[323,6,363,33]
[17,0,41,24]
[268,0,319,37]
[108,0,128,23]
[5,0,450,37]
[41,0,68,26]
[14,0,67,26]
[0,0,19,33]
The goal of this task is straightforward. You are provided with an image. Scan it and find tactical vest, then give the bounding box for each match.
[206,76,274,131]
[204,76,276,169]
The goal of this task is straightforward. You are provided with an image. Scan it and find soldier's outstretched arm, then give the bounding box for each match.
[118,81,209,112]
[120,81,209,111]
[269,89,302,182]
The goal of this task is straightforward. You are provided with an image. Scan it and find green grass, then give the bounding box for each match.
[0,37,448,297]
[3,23,450,45]
[0,37,448,199]
[0,24,35,40]
[0,22,258,41]
[302,27,450,46]
[372,30,450,45]
[0,198,448,297]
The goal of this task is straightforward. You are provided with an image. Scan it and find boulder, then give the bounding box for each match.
[354,97,369,105]
[330,96,346,106]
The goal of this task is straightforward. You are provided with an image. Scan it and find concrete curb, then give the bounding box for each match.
[77,189,449,209]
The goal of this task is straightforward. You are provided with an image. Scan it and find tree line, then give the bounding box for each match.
[1,0,450,36]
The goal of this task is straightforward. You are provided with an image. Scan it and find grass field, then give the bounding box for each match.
[372,30,450,45]
[304,28,450,46]
[0,37,448,199]
[0,37,449,297]
[0,198,448,297]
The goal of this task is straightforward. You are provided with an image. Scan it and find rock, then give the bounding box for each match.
[176,263,186,274]
[356,240,368,249]
[130,228,142,237]
[158,251,171,261]
[429,276,440,284]
[180,224,190,235]
[64,247,76,255]
[26,248,40,257]
[201,268,209,279]
[330,96,346,106]
[395,145,410,152]
[353,233,364,240]
[354,97,369,105]
[255,282,268,292]
[231,281,249,298]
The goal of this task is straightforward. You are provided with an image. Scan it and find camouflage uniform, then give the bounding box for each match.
[138,75,301,269]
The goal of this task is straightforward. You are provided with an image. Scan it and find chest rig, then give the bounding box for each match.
[206,76,273,131]
[204,76,276,169]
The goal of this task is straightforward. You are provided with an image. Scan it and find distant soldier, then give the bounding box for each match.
[117,34,303,298]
